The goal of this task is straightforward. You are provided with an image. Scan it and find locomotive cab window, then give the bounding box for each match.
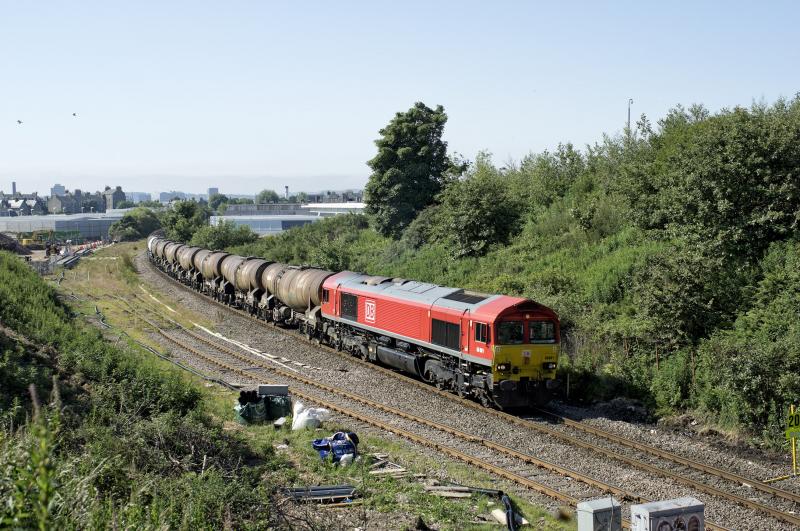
[497,321,524,345]
[529,321,556,343]
[474,322,489,343]
[322,289,329,303]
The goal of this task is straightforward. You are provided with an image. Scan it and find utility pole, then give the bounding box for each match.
[627,98,634,134]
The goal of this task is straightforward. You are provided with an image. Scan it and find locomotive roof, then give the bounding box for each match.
[328,271,559,322]
[329,271,504,311]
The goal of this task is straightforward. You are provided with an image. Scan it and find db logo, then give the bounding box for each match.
[365,300,376,323]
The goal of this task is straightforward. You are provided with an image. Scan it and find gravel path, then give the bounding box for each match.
[135,253,800,530]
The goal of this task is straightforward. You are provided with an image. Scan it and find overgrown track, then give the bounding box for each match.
[143,256,800,528]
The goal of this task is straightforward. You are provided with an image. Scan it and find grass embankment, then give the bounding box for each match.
[20,243,572,530]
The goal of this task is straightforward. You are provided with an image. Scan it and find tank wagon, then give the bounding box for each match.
[147,236,560,408]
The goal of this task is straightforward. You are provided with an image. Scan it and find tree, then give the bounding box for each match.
[208,193,229,212]
[109,207,161,241]
[256,190,280,204]
[116,200,135,209]
[159,200,211,242]
[364,102,454,238]
[435,153,522,258]
[618,98,800,259]
[190,220,258,249]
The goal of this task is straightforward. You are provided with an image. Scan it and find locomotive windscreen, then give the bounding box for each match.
[341,293,358,321]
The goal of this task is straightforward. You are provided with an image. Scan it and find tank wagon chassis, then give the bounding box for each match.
[148,236,560,409]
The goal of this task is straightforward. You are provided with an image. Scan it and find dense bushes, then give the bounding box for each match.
[234,96,800,443]
[0,252,272,528]
[190,219,258,249]
[109,207,162,241]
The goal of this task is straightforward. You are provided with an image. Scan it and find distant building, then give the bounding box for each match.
[0,188,47,216]
[211,215,320,236]
[0,211,127,240]
[50,183,66,197]
[103,186,126,210]
[48,194,78,214]
[305,189,363,203]
[208,187,219,198]
[47,189,107,214]
[160,191,187,203]
[221,202,364,218]
[126,192,152,203]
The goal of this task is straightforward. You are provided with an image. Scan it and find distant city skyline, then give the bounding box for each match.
[0,178,362,199]
[2,2,798,195]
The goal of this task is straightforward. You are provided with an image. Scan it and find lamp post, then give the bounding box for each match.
[627,98,634,134]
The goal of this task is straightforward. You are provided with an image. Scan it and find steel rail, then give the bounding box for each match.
[120,296,740,531]
[120,299,641,502]
[144,258,800,507]
[119,305,588,510]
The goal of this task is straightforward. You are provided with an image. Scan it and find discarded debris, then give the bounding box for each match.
[490,508,529,528]
[273,416,286,429]
[291,400,331,430]
[234,385,292,424]
[311,431,359,464]
[286,484,358,504]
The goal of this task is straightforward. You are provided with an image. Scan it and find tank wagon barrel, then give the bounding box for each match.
[276,267,334,311]
[154,239,171,260]
[147,236,159,254]
[200,251,231,280]
[177,246,202,271]
[192,249,212,274]
[235,258,272,292]
[261,262,290,295]
[220,255,247,287]
[164,242,185,264]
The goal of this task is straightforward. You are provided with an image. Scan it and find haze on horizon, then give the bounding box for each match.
[2,1,798,197]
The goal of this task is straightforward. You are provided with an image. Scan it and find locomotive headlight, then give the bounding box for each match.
[543,362,557,370]
[496,363,510,372]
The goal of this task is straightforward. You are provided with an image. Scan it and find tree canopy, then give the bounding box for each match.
[109,207,161,241]
[190,220,259,249]
[256,189,280,204]
[364,102,454,238]
[159,200,211,242]
[208,193,228,212]
[434,152,522,258]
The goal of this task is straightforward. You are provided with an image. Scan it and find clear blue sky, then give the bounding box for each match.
[2,1,798,196]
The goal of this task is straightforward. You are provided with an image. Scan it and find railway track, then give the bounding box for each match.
[116,299,639,520]
[141,256,800,528]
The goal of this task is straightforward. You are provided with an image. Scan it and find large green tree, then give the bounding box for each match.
[365,102,454,238]
[435,152,522,258]
[159,200,211,242]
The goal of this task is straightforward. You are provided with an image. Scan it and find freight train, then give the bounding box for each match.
[147,236,560,408]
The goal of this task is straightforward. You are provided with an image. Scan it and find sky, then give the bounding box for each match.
[1,1,798,197]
